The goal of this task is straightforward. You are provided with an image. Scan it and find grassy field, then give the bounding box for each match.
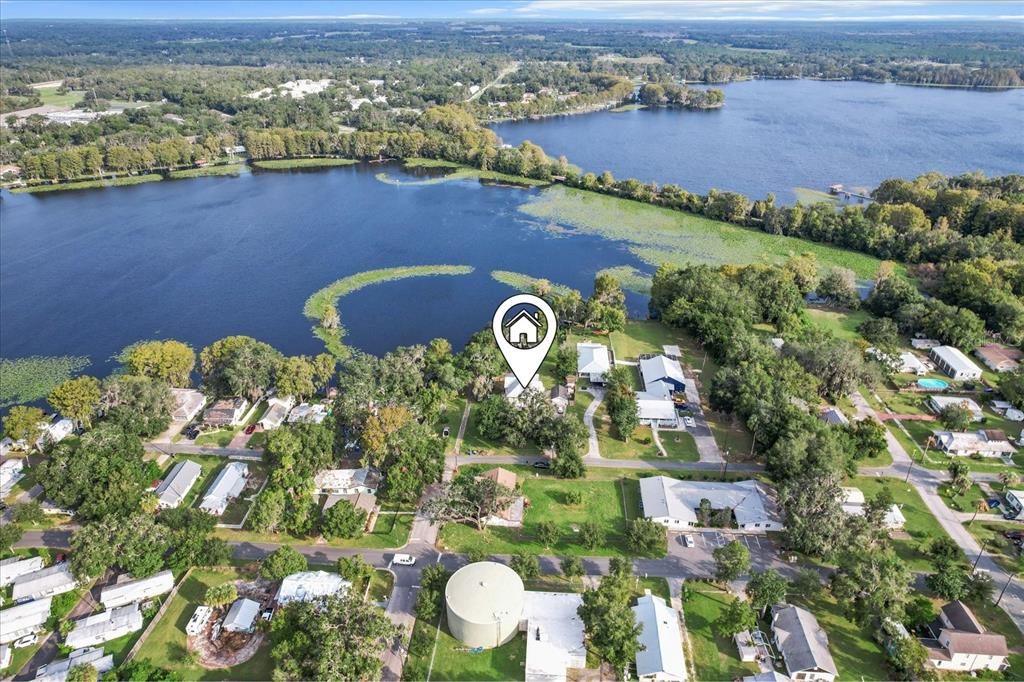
[134,567,273,681]
[403,614,526,682]
[440,399,467,453]
[251,158,358,169]
[683,584,760,681]
[439,468,656,557]
[965,520,1024,572]
[804,307,871,342]
[36,86,86,107]
[168,164,245,179]
[596,265,652,295]
[520,185,889,279]
[792,187,842,206]
[11,174,163,193]
[848,476,960,570]
[303,265,475,356]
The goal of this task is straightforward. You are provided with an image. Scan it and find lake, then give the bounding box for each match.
[0,164,644,373]
[2,80,1022,376]
[492,80,1024,202]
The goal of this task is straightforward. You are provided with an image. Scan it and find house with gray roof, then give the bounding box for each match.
[633,592,687,681]
[921,601,1008,672]
[0,597,52,644]
[771,604,837,682]
[640,477,783,531]
[155,460,203,509]
[0,555,44,587]
[11,563,77,601]
[199,462,248,516]
[34,647,114,682]
[65,604,144,649]
[100,569,174,609]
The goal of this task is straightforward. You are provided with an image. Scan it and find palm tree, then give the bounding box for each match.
[970,499,989,525]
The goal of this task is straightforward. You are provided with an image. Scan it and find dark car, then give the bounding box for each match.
[1002,530,1024,540]
[244,424,257,435]
[184,427,200,440]
[532,460,551,469]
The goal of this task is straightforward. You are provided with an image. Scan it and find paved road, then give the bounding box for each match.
[682,368,724,463]
[147,443,264,459]
[465,62,519,102]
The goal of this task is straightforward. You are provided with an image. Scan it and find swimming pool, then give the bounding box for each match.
[918,378,949,390]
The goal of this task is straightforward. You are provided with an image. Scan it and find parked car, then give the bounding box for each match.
[392,554,416,566]
[14,634,38,648]
[184,427,199,440]
[1003,530,1024,540]
[442,426,451,437]
[683,416,697,428]
[532,460,551,469]
[244,424,256,435]
[683,534,695,548]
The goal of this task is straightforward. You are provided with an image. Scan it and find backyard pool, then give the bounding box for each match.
[918,378,949,390]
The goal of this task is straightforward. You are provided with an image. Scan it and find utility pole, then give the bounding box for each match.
[972,539,989,573]
[997,571,1017,606]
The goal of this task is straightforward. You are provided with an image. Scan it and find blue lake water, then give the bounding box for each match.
[492,80,1024,202]
[2,80,1022,374]
[0,165,644,372]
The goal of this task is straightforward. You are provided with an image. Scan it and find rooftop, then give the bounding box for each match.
[772,604,837,676]
[633,593,687,680]
[523,591,586,682]
[640,477,781,527]
[930,346,983,375]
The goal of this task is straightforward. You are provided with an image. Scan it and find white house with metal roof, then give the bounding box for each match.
[223,598,260,633]
[170,388,206,423]
[839,487,905,529]
[639,477,783,531]
[576,342,611,384]
[34,647,114,682]
[276,571,350,605]
[0,458,26,498]
[936,430,1016,458]
[37,418,74,449]
[771,604,838,682]
[155,460,203,509]
[930,346,983,381]
[11,563,77,601]
[259,396,295,431]
[199,462,249,516]
[0,555,44,587]
[0,597,52,644]
[100,570,174,609]
[65,603,143,649]
[522,591,586,682]
[633,592,687,681]
[636,394,679,428]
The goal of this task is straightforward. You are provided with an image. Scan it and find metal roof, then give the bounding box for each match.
[199,462,248,515]
[100,570,174,609]
[640,477,781,527]
[633,593,687,680]
[576,342,611,375]
[11,563,76,600]
[155,460,202,508]
[275,571,350,605]
[223,598,261,632]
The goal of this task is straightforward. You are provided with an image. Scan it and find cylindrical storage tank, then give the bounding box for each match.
[444,561,525,649]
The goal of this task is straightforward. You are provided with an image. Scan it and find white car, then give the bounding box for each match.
[683,416,696,429]
[392,553,416,566]
[14,633,38,648]
[683,534,695,548]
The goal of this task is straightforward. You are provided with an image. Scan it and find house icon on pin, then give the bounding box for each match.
[504,309,542,348]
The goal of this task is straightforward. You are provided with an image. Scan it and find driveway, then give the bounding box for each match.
[681,370,723,463]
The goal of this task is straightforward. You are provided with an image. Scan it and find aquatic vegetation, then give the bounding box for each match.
[596,266,652,295]
[519,185,887,279]
[375,158,549,188]
[252,158,358,170]
[304,265,475,357]
[11,174,163,193]
[0,355,91,407]
[490,270,575,296]
[167,164,245,179]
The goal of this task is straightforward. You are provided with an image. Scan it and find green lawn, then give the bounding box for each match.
[964,520,1024,573]
[849,476,959,570]
[36,86,85,107]
[788,590,891,682]
[218,511,413,549]
[659,431,701,461]
[133,568,273,680]
[520,185,889,279]
[683,584,760,681]
[402,614,526,682]
[938,482,996,515]
[12,174,163,193]
[439,469,656,557]
[440,399,467,453]
[803,307,871,342]
[157,455,228,509]
[168,164,245,179]
[194,429,236,447]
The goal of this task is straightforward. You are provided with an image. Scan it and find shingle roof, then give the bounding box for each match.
[772,604,837,676]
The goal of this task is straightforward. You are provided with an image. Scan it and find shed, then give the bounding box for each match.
[223,598,261,633]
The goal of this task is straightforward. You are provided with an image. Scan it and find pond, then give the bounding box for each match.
[491,80,1024,203]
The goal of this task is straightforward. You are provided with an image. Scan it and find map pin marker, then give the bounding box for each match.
[492,293,558,391]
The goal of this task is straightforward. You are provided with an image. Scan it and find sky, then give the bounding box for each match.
[1,0,1022,22]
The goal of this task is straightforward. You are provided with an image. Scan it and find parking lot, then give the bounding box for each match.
[652,529,785,578]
